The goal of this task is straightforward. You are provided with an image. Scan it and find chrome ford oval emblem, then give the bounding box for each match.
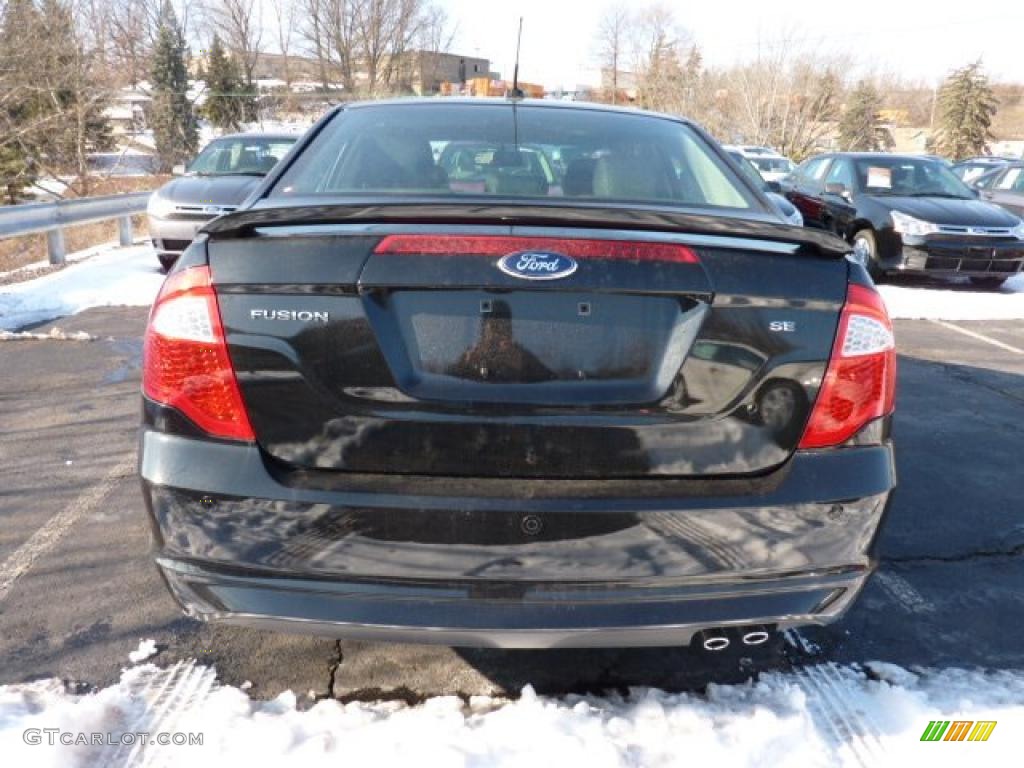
[497,251,578,280]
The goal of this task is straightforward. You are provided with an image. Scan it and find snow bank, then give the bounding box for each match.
[879,273,1024,320]
[0,245,164,330]
[0,327,96,341]
[0,662,1021,768]
[127,640,158,664]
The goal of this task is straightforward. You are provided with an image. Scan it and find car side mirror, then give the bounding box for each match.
[171,163,186,176]
[765,180,782,194]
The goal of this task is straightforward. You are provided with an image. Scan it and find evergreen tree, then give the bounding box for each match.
[934,61,998,161]
[0,0,43,202]
[150,2,198,172]
[202,34,245,131]
[0,145,36,205]
[839,80,888,152]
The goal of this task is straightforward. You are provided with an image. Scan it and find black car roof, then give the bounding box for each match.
[337,97,697,126]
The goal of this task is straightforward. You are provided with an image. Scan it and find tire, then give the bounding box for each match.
[969,276,1008,289]
[851,229,883,281]
[158,253,178,273]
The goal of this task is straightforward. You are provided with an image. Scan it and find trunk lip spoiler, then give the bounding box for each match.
[247,223,802,256]
[201,199,851,258]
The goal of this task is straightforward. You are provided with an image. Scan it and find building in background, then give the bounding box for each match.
[103,87,151,136]
[411,52,492,95]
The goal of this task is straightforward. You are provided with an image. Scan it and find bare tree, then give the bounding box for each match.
[630,4,696,111]
[727,42,843,159]
[323,0,360,92]
[302,0,431,97]
[204,0,262,85]
[414,4,454,94]
[106,0,165,85]
[594,3,629,104]
[354,0,422,96]
[299,0,334,91]
[272,0,298,90]
[0,0,113,198]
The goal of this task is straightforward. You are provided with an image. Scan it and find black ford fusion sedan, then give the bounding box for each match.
[782,152,1024,287]
[139,99,896,651]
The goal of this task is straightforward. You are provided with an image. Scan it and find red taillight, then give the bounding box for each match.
[374,235,699,263]
[798,283,896,449]
[142,266,255,441]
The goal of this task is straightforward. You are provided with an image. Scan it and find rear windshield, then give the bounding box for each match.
[269,103,755,210]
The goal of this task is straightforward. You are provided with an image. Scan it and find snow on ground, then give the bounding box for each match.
[879,273,1024,320]
[0,327,96,342]
[0,244,164,331]
[127,640,158,664]
[0,661,1021,767]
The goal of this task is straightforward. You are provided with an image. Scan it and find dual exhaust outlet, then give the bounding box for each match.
[697,626,772,652]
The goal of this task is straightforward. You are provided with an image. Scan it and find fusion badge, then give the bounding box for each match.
[497,251,578,281]
[250,309,329,323]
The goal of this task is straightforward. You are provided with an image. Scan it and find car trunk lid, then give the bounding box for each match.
[210,213,847,479]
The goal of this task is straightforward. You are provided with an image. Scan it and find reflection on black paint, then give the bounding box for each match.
[448,300,556,383]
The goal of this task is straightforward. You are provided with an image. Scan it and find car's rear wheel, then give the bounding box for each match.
[852,229,883,281]
[969,276,1008,289]
[158,253,178,273]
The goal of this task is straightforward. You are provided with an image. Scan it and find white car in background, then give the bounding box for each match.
[725,145,796,184]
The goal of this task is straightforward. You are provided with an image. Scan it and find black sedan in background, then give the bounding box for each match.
[140,99,896,651]
[782,152,1024,287]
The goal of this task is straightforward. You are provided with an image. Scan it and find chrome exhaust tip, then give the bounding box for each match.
[698,631,730,652]
[741,627,771,646]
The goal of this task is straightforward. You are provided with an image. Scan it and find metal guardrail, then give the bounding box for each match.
[0,191,150,264]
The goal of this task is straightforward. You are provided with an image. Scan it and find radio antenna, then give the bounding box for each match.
[509,17,524,99]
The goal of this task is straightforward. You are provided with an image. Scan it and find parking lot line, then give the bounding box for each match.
[930,319,1024,356]
[0,455,134,603]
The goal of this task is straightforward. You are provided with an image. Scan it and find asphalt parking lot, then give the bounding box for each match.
[1,266,1023,704]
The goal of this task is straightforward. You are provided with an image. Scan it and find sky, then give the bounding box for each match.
[438,0,1023,89]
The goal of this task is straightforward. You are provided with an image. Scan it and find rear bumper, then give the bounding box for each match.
[140,429,896,648]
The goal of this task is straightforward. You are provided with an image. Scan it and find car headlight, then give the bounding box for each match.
[147,192,177,218]
[1011,220,1024,240]
[890,210,939,237]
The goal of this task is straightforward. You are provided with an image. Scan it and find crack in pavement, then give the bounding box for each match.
[928,358,1024,409]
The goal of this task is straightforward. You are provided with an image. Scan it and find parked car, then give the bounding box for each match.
[975,162,1024,218]
[967,166,1005,191]
[725,145,796,183]
[950,156,1014,186]
[724,148,803,225]
[781,152,1024,287]
[147,132,299,270]
[140,99,896,651]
